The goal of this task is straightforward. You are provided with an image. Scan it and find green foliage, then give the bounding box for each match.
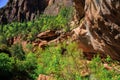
[0,42,120,80]
[35,42,83,80]
[0,6,120,80]
[0,7,74,62]
[0,35,8,50]
[14,53,37,79]
[106,55,112,63]
[89,55,120,80]
[33,43,120,80]
[0,35,7,44]
[0,53,14,76]
[0,53,14,79]
[0,7,73,41]
[0,52,37,80]
[9,44,25,60]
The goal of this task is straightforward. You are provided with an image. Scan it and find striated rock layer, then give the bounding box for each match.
[73,0,120,60]
[0,0,49,24]
[0,0,73,24]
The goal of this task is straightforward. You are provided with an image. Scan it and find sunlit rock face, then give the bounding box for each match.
[0,0,48,24]
[44,0,73,16]
[73,0,120,60]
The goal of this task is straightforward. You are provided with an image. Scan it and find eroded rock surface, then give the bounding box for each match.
[44,0,73,16]
[73,0,120,60]
[0,0,48,23]
[0,0,73,24]
[72,0,85,22]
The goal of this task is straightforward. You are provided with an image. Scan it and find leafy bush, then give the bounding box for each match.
[0,53,14,79]
[0,52,38,80]
[0,42,120,80]
[0,6,120,80]
[89,55,120,80]
[9,44,25,60]
[14,53,37,80]
[0,7,73,41]
[34,42,83,80]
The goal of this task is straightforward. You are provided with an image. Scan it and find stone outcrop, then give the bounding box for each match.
[73,0,85,22]
[44,0,73,16]
[73,0,120,60]
[0,0,48,24]
[0,0,73,24]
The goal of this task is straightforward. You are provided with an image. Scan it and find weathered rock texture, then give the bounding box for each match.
[73,0,85,22]
[73,0,120,60]
[44,0,73,16]
[0,0,73,23]
[0,0,48,23]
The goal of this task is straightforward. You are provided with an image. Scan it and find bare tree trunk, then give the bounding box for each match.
[73,0,120,60]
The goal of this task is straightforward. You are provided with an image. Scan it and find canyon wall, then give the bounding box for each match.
[1,0,120,60]
[0,0,73,24]
[0,0,48,24]
[73,0,120,60]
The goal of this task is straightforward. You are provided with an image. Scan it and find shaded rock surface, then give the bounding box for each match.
[9,30,68,52]
[0,0,73,23]
[73,0,120,60]
[0,0,48,24]
[72,0,85,22]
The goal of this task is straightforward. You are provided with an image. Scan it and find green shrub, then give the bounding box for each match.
[0,7,73,41]
[0,52,38,80]
[34,42,83,80]
[89,55,120,80]
[0,53,14,79]
[9,44,25,60]
[14,53,37,79]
